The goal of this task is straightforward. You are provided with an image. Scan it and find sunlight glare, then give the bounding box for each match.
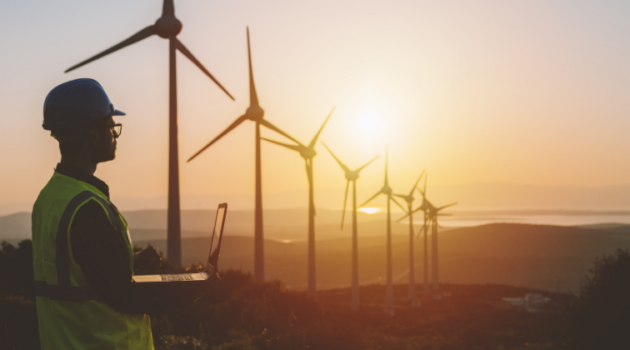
[358,207,382,215]
[360,114,378,134]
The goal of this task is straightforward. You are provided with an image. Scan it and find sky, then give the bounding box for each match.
[1,0,630,213]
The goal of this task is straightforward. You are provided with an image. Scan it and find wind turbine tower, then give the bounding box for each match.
[393,170,425,307]
[417,179,457,293]
[64,0,235,266]
[187,28,300,281]
[323,142,379,311]
[261,108,336,295]
[359,148,405,315]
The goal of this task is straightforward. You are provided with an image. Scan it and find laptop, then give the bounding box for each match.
[132,203,228,283]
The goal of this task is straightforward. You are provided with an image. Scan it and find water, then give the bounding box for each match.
[431,211,630,227]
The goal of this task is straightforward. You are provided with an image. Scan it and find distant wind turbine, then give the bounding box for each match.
[419,191,457,293]
[359,148,406,315]
[393,170,425,307]
[261,107,336,295]
[64,0,235,266]
[187,28,300,282]
[322,142,379,310]
[398,174,457,294]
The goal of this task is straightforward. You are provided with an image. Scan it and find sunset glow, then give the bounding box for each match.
[1,0,630,215]
[358,207,382,215]
[359,114,378,134]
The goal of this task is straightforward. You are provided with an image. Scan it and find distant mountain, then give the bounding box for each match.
[5,214,630,293]
[5,206,630,241]
[132,223,630,293]
[106,183,630,211]
[5,182,629,216]
[0,208,388,241]
[0,212,30,240]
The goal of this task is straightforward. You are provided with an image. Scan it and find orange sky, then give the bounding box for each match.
[1,0,630,212]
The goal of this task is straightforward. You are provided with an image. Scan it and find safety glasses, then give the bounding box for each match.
[104,123,122,138]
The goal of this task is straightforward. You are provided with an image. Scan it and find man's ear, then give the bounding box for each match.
[88,126,101,147]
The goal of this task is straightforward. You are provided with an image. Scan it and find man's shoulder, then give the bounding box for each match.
[34,173,108,217]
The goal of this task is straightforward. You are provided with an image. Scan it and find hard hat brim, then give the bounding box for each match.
[112,109,126,116]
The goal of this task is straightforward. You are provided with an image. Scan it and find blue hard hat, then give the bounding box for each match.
[43,78,125,131]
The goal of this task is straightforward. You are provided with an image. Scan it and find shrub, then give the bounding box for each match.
[567,249,630,350]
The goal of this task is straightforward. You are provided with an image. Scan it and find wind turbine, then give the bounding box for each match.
[393,170,425,307]
[420,189,457,293]
[322,142,379,311]
[260,107,335,295]
[65,0,235,266]
[398,174,457,294]
[359,148,406,315]
[187,28,300,282]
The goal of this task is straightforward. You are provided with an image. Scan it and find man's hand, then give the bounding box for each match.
[134,246,162,273]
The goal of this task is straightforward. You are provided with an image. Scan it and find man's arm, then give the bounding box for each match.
[70,200,165,314]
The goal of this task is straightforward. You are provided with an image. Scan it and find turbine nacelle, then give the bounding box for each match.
[421,198,434,212]
[381,185,393,196]
[299,147,316,160]
[155,16,182,38]
[345,171,360,182]
[246,105,265,121]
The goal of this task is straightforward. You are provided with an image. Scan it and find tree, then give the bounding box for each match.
[567,249,630,350]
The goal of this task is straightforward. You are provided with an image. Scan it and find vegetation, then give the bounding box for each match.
[566,249,630,350]
[4,240,630,349]
[0,240,39,350]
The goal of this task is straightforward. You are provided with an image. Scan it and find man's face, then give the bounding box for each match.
[95,117,117,163]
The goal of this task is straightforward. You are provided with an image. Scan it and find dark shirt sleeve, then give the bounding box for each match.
[70,200,164,314]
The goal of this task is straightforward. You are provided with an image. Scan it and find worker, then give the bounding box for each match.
[32,78,189,349]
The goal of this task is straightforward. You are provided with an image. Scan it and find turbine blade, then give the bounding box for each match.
[259,119,303,147]
[410,170,426,196]
[437,202,458,211]
[162,0,174,16]
[390,196,407,213]
[415,225,425,239]
[65,26,157,73]
[340,180,350,230]
[305,159,313,184]
[356,155,380,173]
[187,115,248,162]
[393,194,407,200]
[321,142,351,173]
[308,106,335,149]
[246,27,259,107]
[359,191,382,208]
[423,173,428,195]
[396,206,424,223]
[175,39,235,100]
[261,137,301,152]
[384,146,389,186]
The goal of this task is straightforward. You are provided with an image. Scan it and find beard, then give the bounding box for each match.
[95,138,116,163]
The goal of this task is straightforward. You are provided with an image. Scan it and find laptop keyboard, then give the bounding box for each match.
[161,274,193,281]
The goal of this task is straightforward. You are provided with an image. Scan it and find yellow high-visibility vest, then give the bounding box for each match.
[32,172,153,350]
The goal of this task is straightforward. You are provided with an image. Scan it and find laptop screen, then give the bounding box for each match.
[208,204,227,270]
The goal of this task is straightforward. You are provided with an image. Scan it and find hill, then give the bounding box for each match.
[0,208,388,241]
[132,223,630,294]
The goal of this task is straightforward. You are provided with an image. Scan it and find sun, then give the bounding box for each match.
[360,114,378,134]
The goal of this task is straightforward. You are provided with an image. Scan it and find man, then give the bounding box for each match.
[32,78,173,349]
